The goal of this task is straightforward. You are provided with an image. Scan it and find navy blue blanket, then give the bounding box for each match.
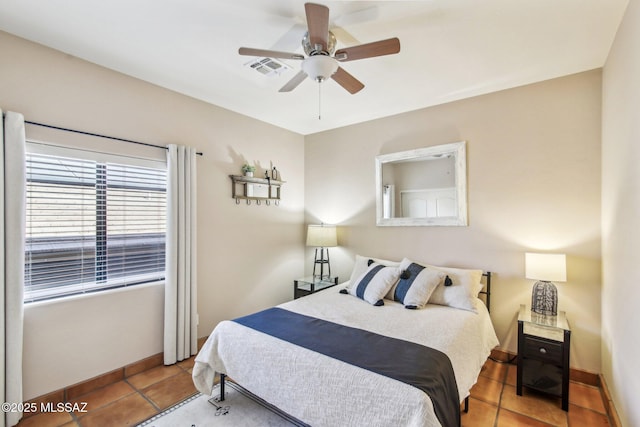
[233,307,460,427]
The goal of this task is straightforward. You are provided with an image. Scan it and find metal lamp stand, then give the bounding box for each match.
[312,247,331,280]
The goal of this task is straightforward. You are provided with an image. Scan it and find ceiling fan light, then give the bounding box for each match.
[302,55,339,83]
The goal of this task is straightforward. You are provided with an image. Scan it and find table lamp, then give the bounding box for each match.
[306,224,337,280]
[525,253,566,316]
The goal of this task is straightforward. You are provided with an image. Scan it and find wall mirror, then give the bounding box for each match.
[375,141,467,226]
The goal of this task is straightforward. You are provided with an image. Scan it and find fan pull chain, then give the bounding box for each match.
[318,82,322,120]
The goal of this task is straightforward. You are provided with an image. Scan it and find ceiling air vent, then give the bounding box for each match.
[245,57,291,77]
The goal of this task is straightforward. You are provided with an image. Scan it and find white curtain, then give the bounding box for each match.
[164,144,198,365]
[1,111,26,427]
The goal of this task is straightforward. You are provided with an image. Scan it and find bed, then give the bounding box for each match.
[193,257,499,427]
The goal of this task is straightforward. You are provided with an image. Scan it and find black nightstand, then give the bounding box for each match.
[294,276,338,299]
[517,304,571,411]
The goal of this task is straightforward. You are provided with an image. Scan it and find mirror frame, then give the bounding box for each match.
[375,141,467,227]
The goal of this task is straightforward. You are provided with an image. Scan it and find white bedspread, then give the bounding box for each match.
[193,285,499,427]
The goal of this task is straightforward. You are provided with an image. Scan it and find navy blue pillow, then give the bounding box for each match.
[390,262,445,309]
[345,263,400,306]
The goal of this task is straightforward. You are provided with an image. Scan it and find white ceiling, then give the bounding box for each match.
[0,0,628,135]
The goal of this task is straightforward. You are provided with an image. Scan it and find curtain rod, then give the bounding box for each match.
[24,120,203,156]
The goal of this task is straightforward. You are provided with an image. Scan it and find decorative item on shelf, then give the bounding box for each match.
[525,252,567,316]
[306,224,337,280]
[241,164,255,177]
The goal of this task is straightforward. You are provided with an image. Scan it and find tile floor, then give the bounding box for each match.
[17,358,610,427]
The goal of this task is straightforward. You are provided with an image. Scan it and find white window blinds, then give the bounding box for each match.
[24,148,167,302]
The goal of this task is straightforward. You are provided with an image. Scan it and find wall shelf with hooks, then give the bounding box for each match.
[229,175,285,205]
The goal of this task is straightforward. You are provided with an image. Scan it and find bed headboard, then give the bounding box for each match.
[480,272,492,313]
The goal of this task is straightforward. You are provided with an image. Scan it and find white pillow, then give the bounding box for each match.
[426,264,484,313]
[386,258,445,309]
[345,262,400,306]
[347,254,401,290]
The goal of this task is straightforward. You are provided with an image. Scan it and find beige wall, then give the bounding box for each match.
[305,70,603,373]
[602,0,640,425]
[0,31,305,399]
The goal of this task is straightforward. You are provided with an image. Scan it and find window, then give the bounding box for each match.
[24,145,167,302]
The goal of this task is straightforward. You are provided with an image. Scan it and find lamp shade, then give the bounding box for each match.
[306,224,337,247]
[525,253,566,282]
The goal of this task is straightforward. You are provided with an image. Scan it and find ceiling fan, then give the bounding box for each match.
[238,2,401,95]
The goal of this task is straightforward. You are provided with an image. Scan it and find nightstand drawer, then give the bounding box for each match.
[523,336,563,363]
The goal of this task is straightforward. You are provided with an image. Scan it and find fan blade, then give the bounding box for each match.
[279,70,308,92]
[239,47,304,60]
[331,67,364,94]
[334,37,400,62]
[305,3,330,51]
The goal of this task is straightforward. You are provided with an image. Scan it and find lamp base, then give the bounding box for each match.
[312,247,331,280]
[531,280,558,316]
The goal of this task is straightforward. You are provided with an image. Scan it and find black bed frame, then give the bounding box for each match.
[480,271,492,313]
[218,271,493,418]
[461,271,492,413]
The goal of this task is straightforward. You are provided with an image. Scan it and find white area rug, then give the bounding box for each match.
[137,381,309,427]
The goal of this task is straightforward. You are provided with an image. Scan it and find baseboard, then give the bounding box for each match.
[198,335,208,349]
[489,348,516,363]
[599,374,622,427]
